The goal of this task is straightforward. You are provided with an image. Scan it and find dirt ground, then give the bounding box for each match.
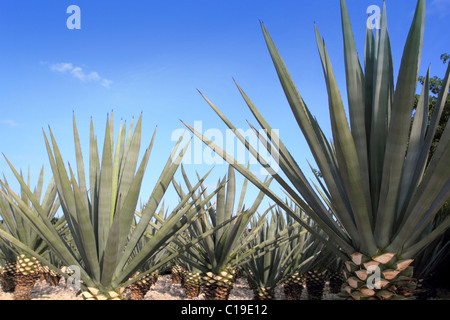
[0,274,340,300]
[0,274,448,300]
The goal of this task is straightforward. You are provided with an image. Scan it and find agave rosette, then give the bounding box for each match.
[183,0,450,299]
[0,113,218,299]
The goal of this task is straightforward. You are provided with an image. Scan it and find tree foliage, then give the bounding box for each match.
[416,53,450,159]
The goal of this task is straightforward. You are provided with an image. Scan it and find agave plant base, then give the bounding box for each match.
[171,265,185,285]
[81,287,126,300]
[283,283,303,300]
[328,271,346,294]
[183,284,202,299]
[13,254,41,300]
[254,287,275,300]
[0,273,15,293]
[342,252,417,300]
[283,273,305,300]
[46,274,62,287]
[128,282,152,300]
[203,283,233,300]
[305,270,327,300]
[128,271,158,300]
[0,262,17,293]
[182,272,203,299]
[202,270,236,300]
[13,274,39,300]
[40,266,61,287]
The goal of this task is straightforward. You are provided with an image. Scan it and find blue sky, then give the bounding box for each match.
[1,0,449,213]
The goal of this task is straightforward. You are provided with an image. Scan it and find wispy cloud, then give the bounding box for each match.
[1,119,21,127]
[428,0,450,18]
[50,62,112,88]
[50,62,73,72]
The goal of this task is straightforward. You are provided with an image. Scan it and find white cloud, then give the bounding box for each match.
[1,119,21,127]
[50,62,73,72]
[100,78,113,88]
[70,66,85,80]
[87,72,100,81]
[50,62,112,88]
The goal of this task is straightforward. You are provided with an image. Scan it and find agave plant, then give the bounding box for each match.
[0,167,61,299]
[412,208,450,299]
[279,206,323,300]
[172,165,272,300]
[126,200,200,300]
[184,0,450,300]
[127,247,166,300]
[242,207,313,300]
[0,113,217,300]
[39,249,65,287]
[178,252,203,299]
[304,248,337,300]
[126,217,169,300]
[170,261,185,285]
[0,237,17,293]
[325,251,346,295]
